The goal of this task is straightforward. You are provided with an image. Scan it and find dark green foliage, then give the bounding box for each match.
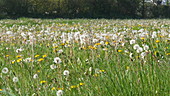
[0,0,170,19]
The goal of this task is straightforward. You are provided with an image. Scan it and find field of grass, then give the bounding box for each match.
[0,18,170,96]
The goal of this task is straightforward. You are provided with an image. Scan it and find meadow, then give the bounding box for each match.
[0,18,170,96]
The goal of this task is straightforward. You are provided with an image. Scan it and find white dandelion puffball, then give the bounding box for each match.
[129,53,133,58]
[133,44,140,50]
[136,47,143,53]
[13,77,19,82]
[56,90,63,96]
[63,70,69,76]
[129,39,136,45]
[33,74,38,79]
[141,52,147,58]
[2,67,9,74]
[143,45,149,51]
[57,49,63,54]
[16,48,24,53]
[50,64,57,69]
[54,57,62,64]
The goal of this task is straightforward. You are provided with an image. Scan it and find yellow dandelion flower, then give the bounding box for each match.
[38,58,44,62]
[0,89,2,91]
[105,42,109,45]
[99,70,105,72]
[40,80,47,84]
[95,43,101,46]
[166,53,170,56]
[51,87,56,90]
[37,70,40,73]
[82,47,86,50]
[6,55,9,57]
[91,46,97,50]
[17,59,22,62]
[35,55,40,58]
[156,40,160,43]
[12,60,15,64]
[140,37,145,40]
[126,66,130,70]
[61,43,65,46]
[42,55,47,58]
[79,83,85,86]
[93,74,99,77]
[70,85,77,89]
[154,51,158,56]
[53,46,58,48]
[16,55,21,58]
[118,50,123,52]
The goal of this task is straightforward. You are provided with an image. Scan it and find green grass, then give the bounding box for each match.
[0,18,170,96]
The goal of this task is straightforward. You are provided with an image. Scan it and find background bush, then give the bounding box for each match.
[0,0,170,19]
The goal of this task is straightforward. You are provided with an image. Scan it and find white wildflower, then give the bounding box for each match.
[141,52,147,58]
[133,44,140,50]
[56,90,63,96]
[57,49,63,54]
[2,67,9,74]
[130,40,136,45]
[13,77,19,82]
[136,47,143,53]
[143,45,149,51]
[50,64,57,69]
[33,74,38,79]
[54,57,62,64]
[16,48,24,53]
[63,70,69,76]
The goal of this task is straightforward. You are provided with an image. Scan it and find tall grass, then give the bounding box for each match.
[0,19,170,96]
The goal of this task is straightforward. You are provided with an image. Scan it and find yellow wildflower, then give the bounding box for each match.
[79,83,85,86]
[61,43,65,46]
[140,37,145,40]
[37,70,40,73]
[53,46,58,48]
[0,89,2,91]
[99,70,105,72]
[95,43,101,46]
[17,59,22,62]
[82,47,86,50]
[70,85,77,89]
[105,42,109,45]
[166,53,170,56]
[40,80,47,84]
[126,66,130,70]
[38,58,44,62]
[12,60,15,64]
[118,50,122,52]
[35,55,40,58]
[156,40,160,43]
[93,74,98,77]
[51,87,56,90]
[6,55,9,57]
[16,55,21,58]
[42,55,47,58]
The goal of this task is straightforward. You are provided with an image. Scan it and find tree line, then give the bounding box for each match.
[0,0,170,19]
